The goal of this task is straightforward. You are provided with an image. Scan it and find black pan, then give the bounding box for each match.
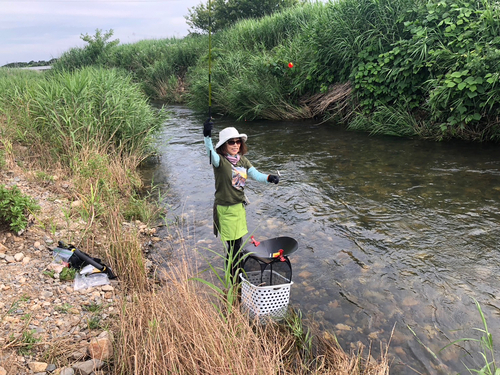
[242,236,298,260]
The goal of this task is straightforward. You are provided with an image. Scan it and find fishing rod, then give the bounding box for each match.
[208,0,213,165]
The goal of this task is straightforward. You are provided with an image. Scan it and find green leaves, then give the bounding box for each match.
[0,185,40,233]
[350,0,500,140]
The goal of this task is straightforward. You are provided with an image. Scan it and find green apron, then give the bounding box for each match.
[215,203,247,241]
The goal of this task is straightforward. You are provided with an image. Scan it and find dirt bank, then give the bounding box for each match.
[0,162,153,375]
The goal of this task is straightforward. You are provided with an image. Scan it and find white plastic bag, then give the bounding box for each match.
[73,272,110,290]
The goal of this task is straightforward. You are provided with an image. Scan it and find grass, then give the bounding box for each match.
[0,67,165,164]
[55,303,73,314]
[17,329,41,355]
[114,256,390,374]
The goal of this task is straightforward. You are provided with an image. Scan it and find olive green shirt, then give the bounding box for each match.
[213,155,253,206]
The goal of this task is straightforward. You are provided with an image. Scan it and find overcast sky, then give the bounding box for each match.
[0,0,203,65]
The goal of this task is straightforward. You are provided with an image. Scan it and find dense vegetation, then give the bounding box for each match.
[0,67,164,163]
[50,0,500,142]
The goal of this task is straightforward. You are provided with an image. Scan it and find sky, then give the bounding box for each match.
[0,0,203,65]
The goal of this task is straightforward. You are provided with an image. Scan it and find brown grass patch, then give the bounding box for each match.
[113,254,391,375]
[302,82,355,123]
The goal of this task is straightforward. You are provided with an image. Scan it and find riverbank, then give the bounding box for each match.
[0,161,114,374]
[0,158,166,374]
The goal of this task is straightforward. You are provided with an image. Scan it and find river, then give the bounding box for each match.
[142,105,500,374]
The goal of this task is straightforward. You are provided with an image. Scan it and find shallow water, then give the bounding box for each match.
[143,105,500,374]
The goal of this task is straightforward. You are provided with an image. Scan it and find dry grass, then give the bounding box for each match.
[105,209,150,292]
[302,82,355,123]
[114,259,283,375]
[113,250,391,375]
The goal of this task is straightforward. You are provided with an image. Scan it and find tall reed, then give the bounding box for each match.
[1,67,164,164]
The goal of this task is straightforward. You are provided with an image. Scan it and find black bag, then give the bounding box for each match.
[56,241,117,279]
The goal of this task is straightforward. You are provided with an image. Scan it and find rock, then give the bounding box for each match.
[0,242,8,252]
[101,284,114,292]
[0,366,6,375]
[70,200,82,208]
[28,361,48,372]
[88,331,113,360]
[335,323,352,331]
[72,359,104,375]
[69,348,87,360]
[5,255,15,263]
[59,368,75,375]
[46,364,56,372]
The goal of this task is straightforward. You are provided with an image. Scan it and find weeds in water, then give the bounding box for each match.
[440,299,498,375]
[191,240,250,318]
[285,309,313,356]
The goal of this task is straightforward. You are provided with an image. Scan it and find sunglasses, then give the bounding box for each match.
[226,139,241,145]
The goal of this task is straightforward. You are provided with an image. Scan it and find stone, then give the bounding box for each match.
[72,359,104,375]
[88,332,113,360]
[46,364,56,372]
[59,368,75,375]
[70,347,87,360]
[70,200,82,208]
[0,366,6,375]
[335,323,352,331]
[28,361,48,372]
[101,284,113,292]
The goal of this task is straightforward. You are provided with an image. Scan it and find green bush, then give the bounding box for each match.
[352,0,500,140]
[0,185,40,233]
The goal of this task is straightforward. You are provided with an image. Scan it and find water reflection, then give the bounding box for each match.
[143,106,500,374]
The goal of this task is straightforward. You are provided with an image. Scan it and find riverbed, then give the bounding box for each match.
[142,105,500,374]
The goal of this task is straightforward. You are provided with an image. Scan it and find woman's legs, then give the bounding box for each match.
[226,238,243,281]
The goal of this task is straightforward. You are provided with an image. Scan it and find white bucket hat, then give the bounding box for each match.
[215,127,248,149]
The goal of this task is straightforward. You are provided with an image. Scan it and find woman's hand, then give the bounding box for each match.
[267,175,279,184]
[203,118,213,137]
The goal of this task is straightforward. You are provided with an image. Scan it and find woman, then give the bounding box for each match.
[203,119,279,279]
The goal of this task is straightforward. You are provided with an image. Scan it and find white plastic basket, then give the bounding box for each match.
[240,270,293,321]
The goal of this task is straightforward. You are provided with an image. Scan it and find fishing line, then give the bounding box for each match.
[208,0,213,165]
